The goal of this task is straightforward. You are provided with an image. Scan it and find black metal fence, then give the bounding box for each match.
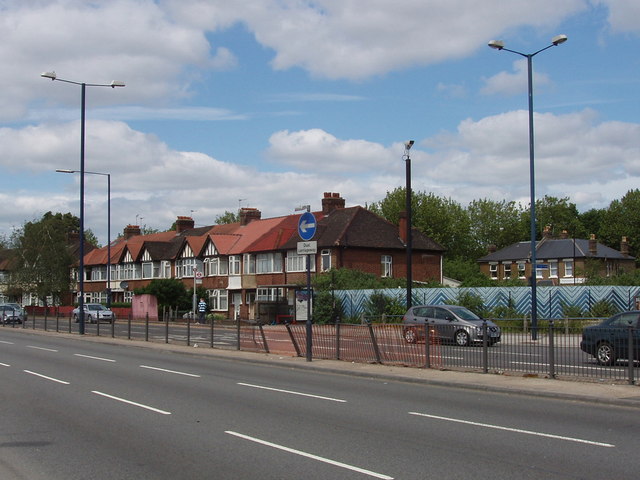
[4,313,638,385]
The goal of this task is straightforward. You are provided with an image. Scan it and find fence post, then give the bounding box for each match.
[165,313,169,344]
[258,324,269,354]
[236,319,241,351]
[127,313,131,340]
[367,323,382,364]
[424,324,431,369]
[286,324,301,357]
[482,320,488,374]
[145,313,149,342]
[111,315,115,338]
[628,323,635,386]
[186,313,190,346]
[335,322,341,360]
[96,315,100,337]
[55,312,59,332]
[548,320,556,379]
[210,316,214,349]
[68,314,71,334]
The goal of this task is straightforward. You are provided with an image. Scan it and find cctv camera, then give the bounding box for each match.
[404,140,414,150]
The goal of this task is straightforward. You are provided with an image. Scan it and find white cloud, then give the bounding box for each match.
[481,59,551,96]
[595,0,640,34]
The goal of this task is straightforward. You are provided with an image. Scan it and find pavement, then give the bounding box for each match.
[10,327,640,409]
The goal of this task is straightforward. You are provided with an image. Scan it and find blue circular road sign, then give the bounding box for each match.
[298,211,317,241]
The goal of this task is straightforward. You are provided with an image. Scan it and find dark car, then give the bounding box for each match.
[402,304,501,346]
[0,304,25,325]
[580,311,640,366]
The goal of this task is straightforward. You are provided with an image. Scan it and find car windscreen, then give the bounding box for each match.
[87,305,105,311]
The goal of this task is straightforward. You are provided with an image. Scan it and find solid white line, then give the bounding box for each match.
[408,412,615,448]
[0,362,10,367]
[139,365,201,377]
[74,354,116,362]
[24,370,69,385]
[237,382,346,403]
[0,340,14,344]
[27,345,58,352]
[225,431,393,479]
[92,391,171,415]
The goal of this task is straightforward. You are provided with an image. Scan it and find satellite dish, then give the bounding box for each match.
[120,281,129,289]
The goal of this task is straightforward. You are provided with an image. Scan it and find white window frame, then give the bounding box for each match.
[517,262,526,279]
[208,289,228,311]
[321,249,331,272]
[256,253,283,274]
[549,260,558,278]
[381,255,392,278]
[142,262,153,279]
[502,263,511,279]
[229,255,241,276]
[563,259,573,277]
[243,254,255,274]
[489,263,498,279]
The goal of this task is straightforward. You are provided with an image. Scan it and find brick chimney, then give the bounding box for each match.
[543,225,552,238]
[560,230,569,239]
[322,192,345,214]
[488,244,497,254]
[398,211,407,244]
[123,225,141,240]
[621,236,630,256]
[175,216,194,234]
[589,234,597,256]
[240,207,261,226]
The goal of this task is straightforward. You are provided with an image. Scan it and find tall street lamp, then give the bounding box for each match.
[403,140,414,309]
[42,71,124,334]
[56,169,112,310]
[488,35,567,340]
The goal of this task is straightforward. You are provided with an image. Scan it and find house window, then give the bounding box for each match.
[256,253,283,274]
[321,249,331,272]
[517,262,526,279]
[286,251,315,272]
[564,259,573,277]
[243,254,255,274]
[208,289,228,311]
[536,262,544,279]
[489,263,498,279]
[549,260,558,278]
[381,255,392,278]
[175,258,195,278]
[229,256,241,276]
[161,261,171,278]
[502,263,511,279]
[257,287,285,301]
[142,262,153,279]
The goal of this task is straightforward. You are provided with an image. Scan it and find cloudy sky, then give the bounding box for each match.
[1,0,638,246]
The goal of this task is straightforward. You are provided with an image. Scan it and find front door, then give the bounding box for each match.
[232,293,242,320]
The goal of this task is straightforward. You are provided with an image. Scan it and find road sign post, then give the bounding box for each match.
[298,210,316,362]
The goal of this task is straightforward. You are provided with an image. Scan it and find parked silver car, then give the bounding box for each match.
[72,303,115,323]
[402,304,501,346]
[0,304,26,325]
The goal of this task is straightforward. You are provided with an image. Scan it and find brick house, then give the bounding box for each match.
[82,193,444,321]
[478,228,635,285]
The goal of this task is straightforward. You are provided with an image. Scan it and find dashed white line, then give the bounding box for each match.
[140,365,200,377]
[408,412,615,448]
[27,345,58,352]
[225,431,393,479]
[24,370,69,385]
[0,340,14,344]
[92,391,171,415]
[74,354,116,362]
[0,362,10,367]
[238,382,347,403]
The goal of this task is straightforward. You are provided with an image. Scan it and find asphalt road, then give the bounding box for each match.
[1,328,638,480]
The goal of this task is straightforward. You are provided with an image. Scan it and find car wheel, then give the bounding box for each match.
[596,342,615,366]
[403,327,418,344]
[454,329,470,346]
[73,314,79,323]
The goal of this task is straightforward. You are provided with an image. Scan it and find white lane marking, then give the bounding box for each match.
[225,431,393,479]
[0,362,10,367]
[409,412,615,448]
[74,354,116,362]
[24,370,69,385]
[92,391,171,415]
[27,346,58,352]
[0,340,14,344]
[238,382,346,403]
[140,365,200,377]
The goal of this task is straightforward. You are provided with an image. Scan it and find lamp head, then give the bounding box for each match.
[110,80,125,88]
[488,40,504,50]
[41,71,57,80]
[552,34,568,46]
[404,140,414,150]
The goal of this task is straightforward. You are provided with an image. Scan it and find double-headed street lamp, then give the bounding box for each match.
[56,169,112,310]
[42,71,124,334]
[488,35,567,340]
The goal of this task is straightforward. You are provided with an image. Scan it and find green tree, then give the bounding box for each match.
[11,212,80,305]
[134,278,190,311]
[215,210,239,224]
[598,189,640,260]
[467,198,523,259]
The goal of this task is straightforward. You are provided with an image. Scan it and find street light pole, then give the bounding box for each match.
[403,140,414,309]
[488,35,567,340]
[56,169,111,309]
[43,71,124,334]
